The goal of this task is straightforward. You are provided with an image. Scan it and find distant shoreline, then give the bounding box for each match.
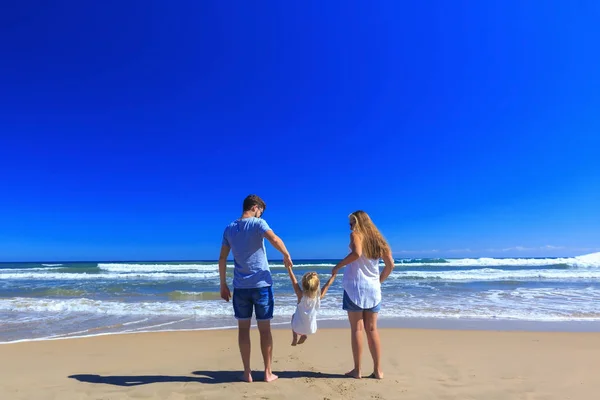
[4,317,600,346]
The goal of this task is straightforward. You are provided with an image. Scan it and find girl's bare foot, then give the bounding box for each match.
[345,368,361,379]
[264,371,279,382]
[297,335,308,344]
[241,371,253,383]
[291,331,298,346]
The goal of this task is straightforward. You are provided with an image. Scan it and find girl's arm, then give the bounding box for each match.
[331,231,363,276]
[380,248,395,283]
[285,265,303,302]
[320,275,336,299]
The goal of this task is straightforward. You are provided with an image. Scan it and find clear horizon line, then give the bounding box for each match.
[1,252,598,264]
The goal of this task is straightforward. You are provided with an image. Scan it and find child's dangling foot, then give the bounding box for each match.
[291,331,307,346]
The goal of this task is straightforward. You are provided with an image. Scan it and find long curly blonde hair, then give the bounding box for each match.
[349,210,390,260]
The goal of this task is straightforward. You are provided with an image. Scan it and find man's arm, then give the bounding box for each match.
[264,230,293,268]
[218,244,231,301]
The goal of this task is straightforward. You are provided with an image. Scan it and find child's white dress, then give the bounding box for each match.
[291,294,320,335]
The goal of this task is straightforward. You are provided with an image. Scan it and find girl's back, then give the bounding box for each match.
[342,255,381,309]
[291,294,320,335]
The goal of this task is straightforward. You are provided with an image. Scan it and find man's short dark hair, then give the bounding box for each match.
[243,195,266,212]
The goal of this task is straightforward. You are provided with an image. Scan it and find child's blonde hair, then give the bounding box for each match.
[301,272,320,298]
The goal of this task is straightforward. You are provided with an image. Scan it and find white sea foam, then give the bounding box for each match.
[41,264,64,267]
[484,287,600,301]
[2,287,600,326]
[3,265,600,283]
[376,307,600,322]
[0,267,63,273]
[0,297,338,318]
[97,263,219,272]
[1,285,600,345]
[96,262,336,272]
[92,253,600,271]
[269,263,337,268]
[2,253,600,343]
[0,297,224,316]
[398,252,600,268]
[572,252,600,267]
[0,271,220,280]
[389,268,600,281]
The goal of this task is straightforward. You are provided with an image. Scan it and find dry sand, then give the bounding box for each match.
[1,328,599,399]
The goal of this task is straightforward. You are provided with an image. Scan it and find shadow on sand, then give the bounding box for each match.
[69,370,346,386]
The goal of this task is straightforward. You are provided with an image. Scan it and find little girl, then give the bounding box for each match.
[285,265,335,345]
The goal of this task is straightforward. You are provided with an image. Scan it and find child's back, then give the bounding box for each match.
[284,268,336,346]
[291,293,320,335]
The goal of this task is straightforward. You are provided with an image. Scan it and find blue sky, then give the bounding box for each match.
[1,1,599,261]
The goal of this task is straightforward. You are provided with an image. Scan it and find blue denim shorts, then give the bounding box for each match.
[342,290,381,313]
[233,286,274,321]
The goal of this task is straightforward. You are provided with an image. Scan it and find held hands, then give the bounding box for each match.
[220,283,231,302]
[331,264,342,276]
[326,267,340,288]
[284,254,293,269]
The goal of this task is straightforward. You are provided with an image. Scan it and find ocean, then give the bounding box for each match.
[1,252,600,343]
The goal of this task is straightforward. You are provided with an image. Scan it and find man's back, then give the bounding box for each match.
[222,217,272,289]
[218,194,292,382]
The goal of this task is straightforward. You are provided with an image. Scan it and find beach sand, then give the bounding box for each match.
[1,328,598,399]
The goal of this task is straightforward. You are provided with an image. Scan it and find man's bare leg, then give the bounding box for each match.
[238,319,253,382]
[257,320,278,382]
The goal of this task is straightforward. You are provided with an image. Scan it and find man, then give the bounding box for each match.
[219,194,293,383]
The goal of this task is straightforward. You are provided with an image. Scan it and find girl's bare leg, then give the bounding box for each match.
[345,311,364,379]
[364,311,383,379]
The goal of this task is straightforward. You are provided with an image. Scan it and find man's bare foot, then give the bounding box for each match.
[297,335,307,345]
[368,371,384,379]
[264,371,279,382]
[345,369,361,379]
[241,371,253,383]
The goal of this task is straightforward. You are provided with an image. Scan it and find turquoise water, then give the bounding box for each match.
[1,253,600,343]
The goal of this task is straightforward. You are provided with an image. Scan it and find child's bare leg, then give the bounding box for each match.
[291,315,299,346]
[297,334,308,345]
